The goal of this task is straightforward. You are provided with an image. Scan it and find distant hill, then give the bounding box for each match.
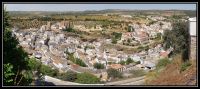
[8,9,196,17]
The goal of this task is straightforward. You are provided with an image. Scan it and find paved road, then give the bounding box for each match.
[44,75,81,85]
[105,76,145,85]
[43,75,145,86]
[121,78,145,85]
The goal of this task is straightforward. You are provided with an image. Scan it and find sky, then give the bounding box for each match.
[4,4,196,11]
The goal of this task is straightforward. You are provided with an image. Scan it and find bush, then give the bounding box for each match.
[112,32,122,40]
[40,65,59,77]
[58,71,77,82]
[148,21,157,25]
[127,38,131,43]
[135,61,141,64]
[111,37,117,44]
[107,68,122,79]
[130,69,146,77]
[93,63,104,69]
[180,61,191,72]
[67,52,87,67]
[75,58,87,67]
[28,58,41,71]
[75,72,101,84]
[126,57,133,65]
[156,58,171,69]
[127,26,134,32]
[63,27,75,32]
[119,60,126,65]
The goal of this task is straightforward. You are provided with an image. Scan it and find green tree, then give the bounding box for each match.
[112,32,122,40]
[3,8,33,86]
[119,60,126,65]
[3,63,15,85]
[156,33,162,41]
[163,21,190,61]
[75,72,101,84]
[126,57,133,65]
[127,26,134,32]
[107,68,122,79]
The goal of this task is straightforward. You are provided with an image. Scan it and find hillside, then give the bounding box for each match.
[145,54,197,85]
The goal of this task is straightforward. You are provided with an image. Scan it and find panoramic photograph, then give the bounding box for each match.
[2,3,197,86]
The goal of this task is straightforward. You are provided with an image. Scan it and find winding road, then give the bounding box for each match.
[43,75,145,86]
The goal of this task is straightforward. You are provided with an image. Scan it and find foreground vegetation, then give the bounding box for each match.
[3,9,34,86]
[145,19,193,85]
[145,54,195,85]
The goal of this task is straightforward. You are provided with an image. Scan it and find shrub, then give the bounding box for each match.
[111,37,117,44]
[135,61,141,64]
[59,71,77,82]
[107,68,122,79]
[130,69,146,77]
[156,58,171,69]
[40,65,58,77]
[28,58,42,71]
[67,52,87,67]
[75,58,87,67]
[63,27,77,33]
[180,61,191,72]
[119,60,126,65]
[126,57,133,65]
[127,26,134,32]
[93,63,104,69]
[75,72,101,84]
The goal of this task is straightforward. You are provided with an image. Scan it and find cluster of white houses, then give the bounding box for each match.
[121,20,172,45]
[12,15,187,81]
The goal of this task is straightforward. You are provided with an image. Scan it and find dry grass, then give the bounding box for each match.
[145,54,197,85]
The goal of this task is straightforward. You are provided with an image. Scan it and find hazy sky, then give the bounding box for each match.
[4,4,196,11]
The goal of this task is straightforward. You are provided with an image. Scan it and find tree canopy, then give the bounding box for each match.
[163,20,190,61]
[3,9,33,86]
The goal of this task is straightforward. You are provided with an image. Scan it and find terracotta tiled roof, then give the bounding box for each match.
[160,51,169,57]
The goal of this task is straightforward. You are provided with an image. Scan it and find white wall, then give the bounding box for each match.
[189,20,196,36]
